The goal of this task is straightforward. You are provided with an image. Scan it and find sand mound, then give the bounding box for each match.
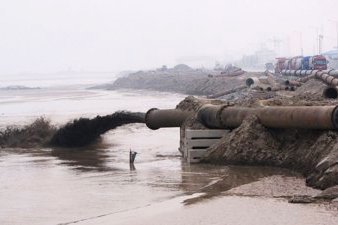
[176,95,338,190]
[202,115,338,189]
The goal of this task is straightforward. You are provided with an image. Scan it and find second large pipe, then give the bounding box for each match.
[197,104,338,130]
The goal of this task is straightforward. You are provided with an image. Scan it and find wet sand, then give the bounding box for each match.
[80,196,338,225]
[1,87,337,225]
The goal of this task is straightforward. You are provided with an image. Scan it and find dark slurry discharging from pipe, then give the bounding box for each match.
[0,117,56,148]
[49,112,145,148]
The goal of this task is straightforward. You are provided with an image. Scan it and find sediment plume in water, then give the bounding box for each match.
[0,112,145,149]
[49,111,145,148]
[0,117,57,148]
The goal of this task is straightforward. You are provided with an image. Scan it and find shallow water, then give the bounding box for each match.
[0,85,337,225]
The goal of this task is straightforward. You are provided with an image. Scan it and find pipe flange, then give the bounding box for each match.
[314,70,321,77]
[145,108,159,130]
[217,104,233,128]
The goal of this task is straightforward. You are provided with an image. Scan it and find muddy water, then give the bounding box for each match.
[0,86,337,225]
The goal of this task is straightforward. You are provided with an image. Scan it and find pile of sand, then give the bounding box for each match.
[177,94,338,198]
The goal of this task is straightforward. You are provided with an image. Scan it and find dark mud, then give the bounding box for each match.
[49,112,145,148]
[0,117,56,148]
[0,112,145,149]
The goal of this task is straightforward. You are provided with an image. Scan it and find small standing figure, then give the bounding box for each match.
[129,149,137,164]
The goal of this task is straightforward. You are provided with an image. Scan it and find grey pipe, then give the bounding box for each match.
[282,69,338,77]
[145,108,192,130]
[197,104,338,130]
[245,77,261,87]
[327,69,338,77]
[282,70,319,77]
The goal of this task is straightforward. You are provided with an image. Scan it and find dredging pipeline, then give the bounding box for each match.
[145,105,338,130]
[281,69,338,81]
[281,69,314,77]
[197,104,338,130]
[145,108,192,130]
[281,70,338,99]
[314,71,338,86]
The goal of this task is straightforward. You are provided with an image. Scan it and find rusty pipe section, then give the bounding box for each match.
[314,71,338,86]
[197,104,224,128]
[197,104,338,130]
[145,108,192,130]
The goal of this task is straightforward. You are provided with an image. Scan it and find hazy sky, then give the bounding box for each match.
[1,0,338,74]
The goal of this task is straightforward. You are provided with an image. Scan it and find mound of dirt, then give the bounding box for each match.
[92,68,262,97]
[202,115,338,189]
[176,95,338,191]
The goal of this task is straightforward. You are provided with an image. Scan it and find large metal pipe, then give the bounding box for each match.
[282,70,338,87]
[314,71,338,86]
[145,108,192,130]
[323,87,338,99]
[197,104,224,129]
[282,70,319,77]
[245,77,261,87]
[327,69,338,77]
[282,69,338,77]
[197,104,338,130]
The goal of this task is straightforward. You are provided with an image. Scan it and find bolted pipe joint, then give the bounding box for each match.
[197,104,224,128]
[332,107,338,128]
[197,104,338,130]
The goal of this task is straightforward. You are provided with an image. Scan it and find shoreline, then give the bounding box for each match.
[65,174,338,225]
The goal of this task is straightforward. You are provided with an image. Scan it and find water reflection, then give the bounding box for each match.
[51,143,113,172]
[0,145,315,225]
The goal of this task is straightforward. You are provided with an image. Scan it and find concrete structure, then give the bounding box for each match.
[182,129,227,163]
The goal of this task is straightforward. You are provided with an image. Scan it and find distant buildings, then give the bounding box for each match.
[236,48,277,70]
